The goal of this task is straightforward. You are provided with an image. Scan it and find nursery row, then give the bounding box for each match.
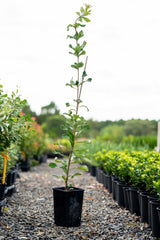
[0,85,52,215]
[0,152,48,215]
[94,150,160,195]
[86,150,160,238]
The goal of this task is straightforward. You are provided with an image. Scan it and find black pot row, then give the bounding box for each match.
[33,154,48,164]
[20,154,48,172]
[0,154,48,215]
[87,165,160,238]
[47,152,70,159]
[0,164,20,215]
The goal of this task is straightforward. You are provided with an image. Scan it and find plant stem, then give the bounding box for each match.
[79,56,88,101]
[65,144,74,190]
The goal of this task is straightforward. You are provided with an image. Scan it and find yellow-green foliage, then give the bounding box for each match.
[94,150,160,196]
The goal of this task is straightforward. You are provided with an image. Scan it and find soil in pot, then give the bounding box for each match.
[53,187,84,227]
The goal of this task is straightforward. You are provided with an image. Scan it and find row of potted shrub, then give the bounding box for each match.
[0,85,28,214]
[0,85,48,214]
[86,150,160,238]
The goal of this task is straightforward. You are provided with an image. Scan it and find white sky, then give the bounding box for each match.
[0,0,160,121]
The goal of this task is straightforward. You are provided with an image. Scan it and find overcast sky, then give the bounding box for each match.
[0,0,160,121]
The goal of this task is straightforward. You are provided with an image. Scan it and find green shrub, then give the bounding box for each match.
[122,135,157,150]
[94,149,160,195]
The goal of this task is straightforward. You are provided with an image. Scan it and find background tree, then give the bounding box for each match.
[22,103,37,117]
[42,115,65,139]
[37,101,60,125]
[41,101,60,115]
[124,119,157,136]
[100,125,124,142]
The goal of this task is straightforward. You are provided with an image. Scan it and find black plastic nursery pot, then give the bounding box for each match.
[150,200,160,238]
[96,167,100,182]
[103,173,108,189]
[107,175,112,193]
[21,158,31,171]
[6,170,15,197]
[147,195,159,228]
[157,207,160,226]
[116,181,125,208]
[112,176,118,201]
[129,187,140,216]
[0,184,6,201]
[53,187,84,227]
[99,169,104,184]
[0,183,7,216]
[96,167,104,184]
[139,191,149,223]
[39,155,47,164]
[90,165,96,177]
[87,164,92,174]
[122,186,130,210]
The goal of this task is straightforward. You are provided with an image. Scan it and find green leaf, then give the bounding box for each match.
[83,17,91,22]
[77,30,84,40]
[80,7,84,13]
[79,50,86,56]
[53,150,58,154]
[61,125,68,130]
[69,44,74,50]
[71,173,82,178]
[86,78,92,82]
[82,71,87,78]
[75,23,86,28]
[60,165,67,174]
[49,162,57,168]
[65,102,70,107]
[54,159,62,163]
[68,51,74,55]
[52,175,59,178]
[79,105,89,111]
[62,175,66,181]
[67,24,74,31]
[66,83,75,88]
[71,159,81,164]
[71,62,84,69]
[78,165,88,171]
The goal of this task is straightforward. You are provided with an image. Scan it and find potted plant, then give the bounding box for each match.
[49,4,92,227]
[0,85,29,214]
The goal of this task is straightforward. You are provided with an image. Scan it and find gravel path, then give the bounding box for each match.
[0,159,153,240]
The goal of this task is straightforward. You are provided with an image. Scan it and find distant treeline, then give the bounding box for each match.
[23,101,158,140]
